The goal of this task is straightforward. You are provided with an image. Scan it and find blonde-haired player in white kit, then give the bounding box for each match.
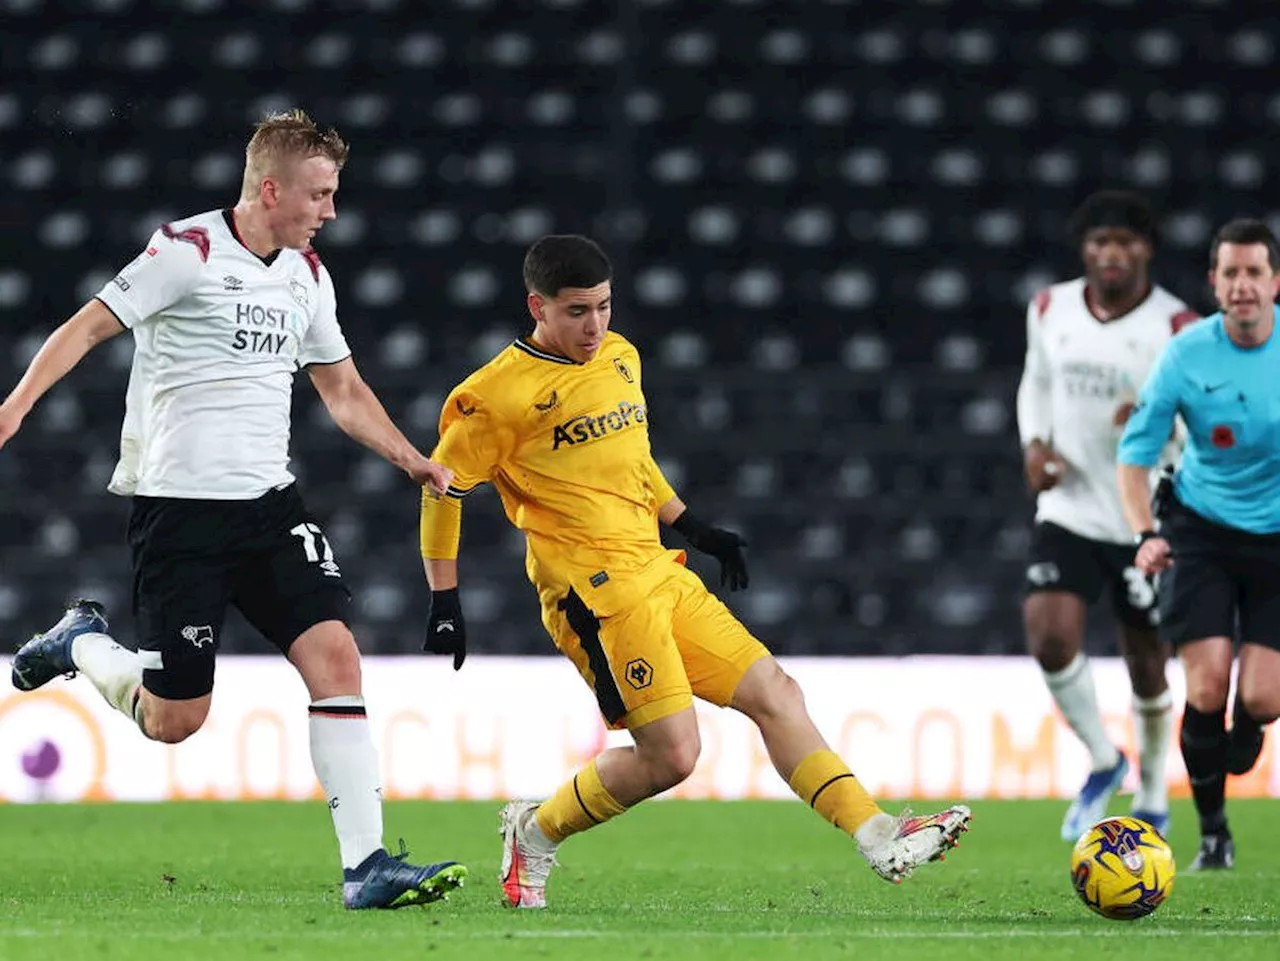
[0,110,467,909]
[1018,190,1197,842]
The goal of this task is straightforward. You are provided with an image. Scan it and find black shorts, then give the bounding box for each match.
[1024,522,1157,629]
[127,484,351,700]
[1158,499,1280,650]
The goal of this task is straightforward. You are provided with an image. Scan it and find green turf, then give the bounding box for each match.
[0,799,1275,960]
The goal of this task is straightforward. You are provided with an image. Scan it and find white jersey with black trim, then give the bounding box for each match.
[1016,277,1197,544]
[95,209,351,499]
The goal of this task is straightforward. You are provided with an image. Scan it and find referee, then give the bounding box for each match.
[1118,218,1280,871]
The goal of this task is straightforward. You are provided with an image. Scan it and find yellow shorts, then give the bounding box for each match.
[541,560,771,730]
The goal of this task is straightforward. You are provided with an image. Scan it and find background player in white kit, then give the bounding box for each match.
[0,111,467,909]
[1017,190,1197,841]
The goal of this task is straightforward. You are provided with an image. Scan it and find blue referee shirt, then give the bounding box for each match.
[1118,307,1280,534]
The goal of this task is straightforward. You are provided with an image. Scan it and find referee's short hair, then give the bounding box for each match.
[1209,219,1280,271]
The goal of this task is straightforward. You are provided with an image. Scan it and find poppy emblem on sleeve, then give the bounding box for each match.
[1211,425,1235,448]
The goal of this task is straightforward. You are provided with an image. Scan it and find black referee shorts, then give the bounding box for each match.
[1158,498,1280,650]
[127,484,351,700]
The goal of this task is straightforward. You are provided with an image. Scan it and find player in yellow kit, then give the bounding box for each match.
[419,235,972,908]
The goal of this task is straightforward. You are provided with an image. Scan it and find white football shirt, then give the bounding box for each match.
[95,209,351,499]
[1016,278,1196,543]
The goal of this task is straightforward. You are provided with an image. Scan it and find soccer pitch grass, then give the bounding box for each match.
[1,800,1276,961]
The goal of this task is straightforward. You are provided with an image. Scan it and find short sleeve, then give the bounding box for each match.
[298,263,351,367]
[95,226,205,328]
[1118,340,1185,468]
[433,384,512,497]
[647,457,677,505]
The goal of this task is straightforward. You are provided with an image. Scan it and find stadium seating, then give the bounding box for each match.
[0,0,1273,655]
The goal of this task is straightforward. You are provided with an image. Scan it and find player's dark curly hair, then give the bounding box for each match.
[523,235,612,297]
[1070,190,1157,245]
[1209,219,1280,270]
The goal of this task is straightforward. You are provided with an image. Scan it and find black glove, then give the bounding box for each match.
[423,588,466,670]
[672,511,749,591]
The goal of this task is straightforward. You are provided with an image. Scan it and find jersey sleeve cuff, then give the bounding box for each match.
[1116,449,1160,468]
[92,293,136,329]
[299,350,353,368]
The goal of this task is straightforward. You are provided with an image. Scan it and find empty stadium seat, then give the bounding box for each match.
[1,1,1270,655]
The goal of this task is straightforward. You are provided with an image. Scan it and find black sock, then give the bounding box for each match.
[1231,698,1273,743]
[1181,705,1228,835]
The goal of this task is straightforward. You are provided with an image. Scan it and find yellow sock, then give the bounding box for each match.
[788,749,883,835]
[536,759,629,843]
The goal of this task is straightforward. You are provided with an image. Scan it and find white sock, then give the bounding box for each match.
[1044,654,1120,771]
[1132,690,1173,813]
[523,806,559,852]
[853,812,897,851]
[309,696,385,870]
[71,633,143,720]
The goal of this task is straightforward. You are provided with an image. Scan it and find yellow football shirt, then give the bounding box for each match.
[422,331,681,611]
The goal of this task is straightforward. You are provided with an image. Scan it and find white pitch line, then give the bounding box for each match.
[2,927,1278,941]
[460,929,1279,941]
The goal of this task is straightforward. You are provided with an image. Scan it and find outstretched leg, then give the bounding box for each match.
[731,657,970,883]
[11,598,210,742]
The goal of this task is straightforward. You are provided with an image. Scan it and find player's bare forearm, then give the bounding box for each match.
[424,557,459,590]
[1117,463,1156,533]
[309,359,420,470]
[2,300,123,417]
[657,495,687,526]
[343,390,421,470]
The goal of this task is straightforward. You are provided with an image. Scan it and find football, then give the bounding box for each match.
[1070,816,1176,920]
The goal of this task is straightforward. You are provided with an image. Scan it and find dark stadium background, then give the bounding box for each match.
[0,0,1268,658]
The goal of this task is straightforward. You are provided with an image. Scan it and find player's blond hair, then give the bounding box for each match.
[241,109,349,200]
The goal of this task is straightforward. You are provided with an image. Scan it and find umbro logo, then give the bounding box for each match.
[222,275,243,292]
[534,390,559,412]
[456,399,476,416]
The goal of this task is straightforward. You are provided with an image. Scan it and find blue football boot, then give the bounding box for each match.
[1061,752,1129,842]
[343,844,467,909]
[1131,809,1170,838]
[11,599,109,691]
